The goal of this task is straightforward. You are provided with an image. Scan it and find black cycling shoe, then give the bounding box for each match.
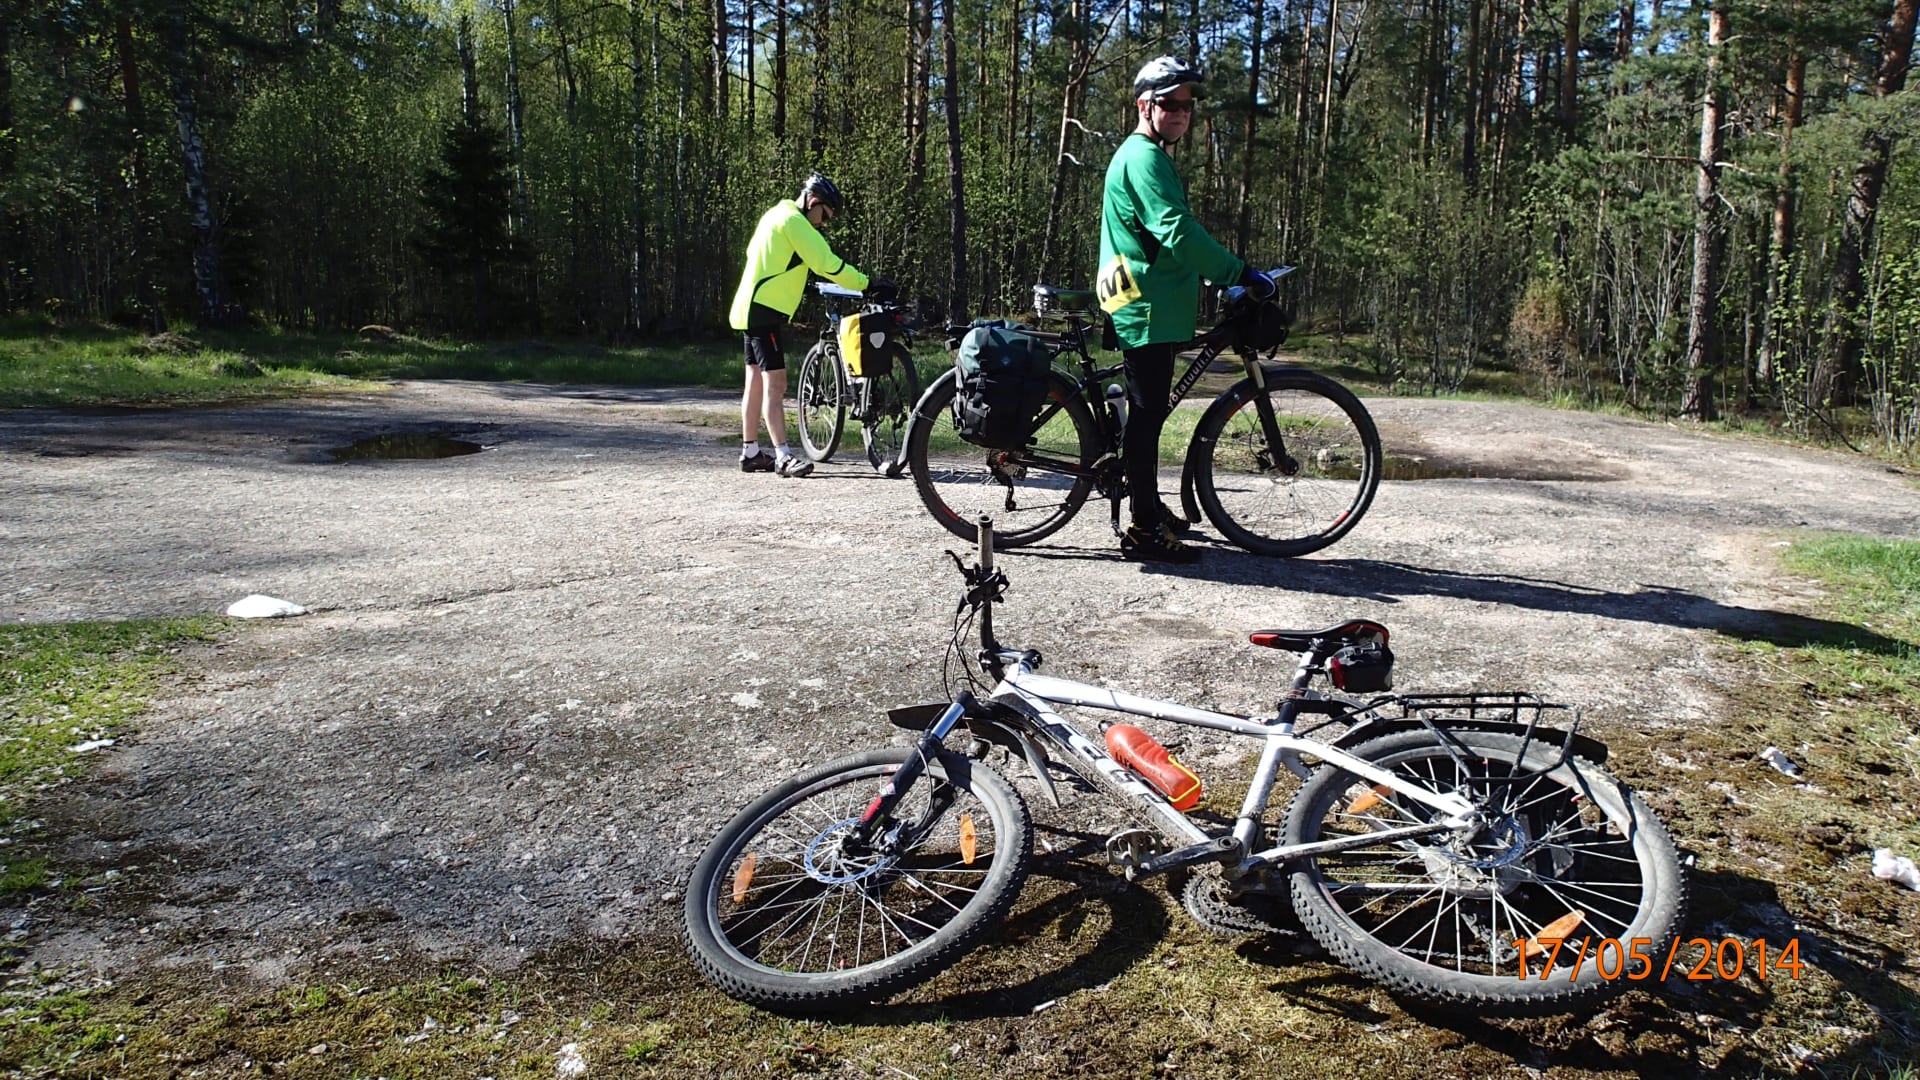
[1155,500,1196,537]
[740,450,776,473]
[1121,521,1201,564]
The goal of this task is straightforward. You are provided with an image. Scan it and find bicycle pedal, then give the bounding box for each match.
[1104,829,1162,871]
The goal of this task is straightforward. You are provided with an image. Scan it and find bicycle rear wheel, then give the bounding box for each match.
[861,346,922,477]
[684,748,1032,1013]
[1189,368,1380,557]
[906,369,1100,549]
[796,343,845,463]
[1283,729,1686,1014]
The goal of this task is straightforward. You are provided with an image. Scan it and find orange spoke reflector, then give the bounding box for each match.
[732,852,758,905]
[959,814,978,865]
[1346,784,1395,815]
[1523,911,1587,958]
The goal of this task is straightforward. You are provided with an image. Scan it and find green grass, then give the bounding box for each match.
[0,618,217,891]
[1594,532,1920,1077]
[0,321,747,409]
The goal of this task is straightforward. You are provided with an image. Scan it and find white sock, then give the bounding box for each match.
[776,444,794,460]
[742,441,760,458]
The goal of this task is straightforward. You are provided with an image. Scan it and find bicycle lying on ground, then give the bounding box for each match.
[905,269,1381,554]
[795,282,922,477]
[683,518,1688,1015]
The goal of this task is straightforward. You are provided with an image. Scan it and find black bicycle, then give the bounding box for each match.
[903,269,1382,554]
[796,283,922,477]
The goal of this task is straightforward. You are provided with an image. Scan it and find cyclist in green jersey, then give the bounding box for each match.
[728,174,894,477]
[1098,57,1274,562]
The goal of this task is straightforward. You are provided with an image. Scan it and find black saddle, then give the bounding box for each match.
[1248,620,1389,653]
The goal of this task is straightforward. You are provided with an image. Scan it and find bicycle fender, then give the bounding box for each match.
[1332,717,1610,765]
[890,700,1063,807]
[908,366,960,423]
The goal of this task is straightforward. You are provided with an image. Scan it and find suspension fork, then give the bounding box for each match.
[1244,356,1297,476]
[850,695,974,846]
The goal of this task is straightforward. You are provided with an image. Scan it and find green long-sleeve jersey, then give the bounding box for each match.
[1096,134,1244,348]
[728,199,869,330]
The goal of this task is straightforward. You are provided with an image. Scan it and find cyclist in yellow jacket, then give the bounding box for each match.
[729,174,893,477]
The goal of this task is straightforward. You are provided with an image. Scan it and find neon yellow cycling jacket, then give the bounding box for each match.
[728,199,870,330]
[1097,134,1243,348]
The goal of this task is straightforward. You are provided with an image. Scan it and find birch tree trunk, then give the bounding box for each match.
[628,0,650,331]
[501,0,530,240]
[1681,0,1728,419]
[1463,0,1481,184]
[159,5,227,326]
[458,13,480,125]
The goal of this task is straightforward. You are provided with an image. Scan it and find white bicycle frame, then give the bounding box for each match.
[976,650,1480,878]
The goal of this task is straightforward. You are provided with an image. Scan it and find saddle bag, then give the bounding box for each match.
[951,322,1053,451]
[1327,641,1395,693]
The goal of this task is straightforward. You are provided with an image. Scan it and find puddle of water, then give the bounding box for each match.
[328,433,483,461]
[1384,455,1482,481]
[1381,454,1621,482]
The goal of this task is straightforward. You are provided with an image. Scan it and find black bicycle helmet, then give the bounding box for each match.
[798,173,844,213]
[1132,56,1205,101]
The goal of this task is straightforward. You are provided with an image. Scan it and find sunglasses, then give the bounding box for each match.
[1154,98,1195,114]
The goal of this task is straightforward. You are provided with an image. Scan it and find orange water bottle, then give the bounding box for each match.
[1104,724,1203,810]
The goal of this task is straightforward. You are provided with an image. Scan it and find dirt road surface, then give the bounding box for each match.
[3,379,1916,982]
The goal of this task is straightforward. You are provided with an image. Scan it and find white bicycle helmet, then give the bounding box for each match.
[1132,56,1205,101]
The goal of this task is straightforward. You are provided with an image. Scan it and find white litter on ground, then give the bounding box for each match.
[554,1041,588,1078]
[730,691,761,709]
[1872,849,1920,891]
[71,739,116,753]
[225,594,307,619]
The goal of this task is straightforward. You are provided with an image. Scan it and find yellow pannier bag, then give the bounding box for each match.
[837,310,897,378]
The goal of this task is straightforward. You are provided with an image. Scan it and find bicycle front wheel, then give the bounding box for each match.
[796,343,845,463]
[1189,368,1380,557]
[906,369,1100,549]
[1283,729,1687,1015]
[861,346,922,477]
[684,747,1033,1013]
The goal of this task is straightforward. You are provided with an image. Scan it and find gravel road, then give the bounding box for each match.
[3,379,1915,980]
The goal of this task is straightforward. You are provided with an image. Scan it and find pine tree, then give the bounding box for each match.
[417,110,525,334]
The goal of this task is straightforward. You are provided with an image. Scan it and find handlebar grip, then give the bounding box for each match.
[976,517,994,573]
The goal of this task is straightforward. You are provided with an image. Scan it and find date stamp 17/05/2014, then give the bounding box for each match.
[1513,937,1805,982]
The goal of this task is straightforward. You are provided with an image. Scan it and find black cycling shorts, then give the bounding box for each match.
[743,329,786,372]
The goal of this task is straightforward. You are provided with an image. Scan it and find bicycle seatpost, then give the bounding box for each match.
[975,516,998,656]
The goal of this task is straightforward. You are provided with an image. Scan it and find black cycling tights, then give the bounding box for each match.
[1121,343,1175,528]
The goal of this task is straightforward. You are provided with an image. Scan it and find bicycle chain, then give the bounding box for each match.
[1178,869,1302,937]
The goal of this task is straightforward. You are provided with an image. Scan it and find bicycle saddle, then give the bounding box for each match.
[1248,619,1389,652]
[1032,283,1097,312]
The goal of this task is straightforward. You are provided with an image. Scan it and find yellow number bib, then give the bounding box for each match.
[1096,255,1143,314]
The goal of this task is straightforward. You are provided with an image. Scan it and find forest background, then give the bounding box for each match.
[0,0,1915,448]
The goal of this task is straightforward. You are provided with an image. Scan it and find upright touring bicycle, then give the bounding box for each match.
[683,519,1688,1015]
[906,268,1383,555]
[795,282,922,476]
